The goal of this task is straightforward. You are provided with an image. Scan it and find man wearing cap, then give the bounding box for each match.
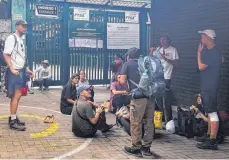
[33,60,52,91]
[120,48,155,158]
[196,29,223,150]
[72,85,114,138]
[3,20,33,131]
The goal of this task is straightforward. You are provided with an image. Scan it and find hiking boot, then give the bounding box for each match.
[8,117,25,126]
[141,147,154,158]
[9,119,26,131]
[124,146,142,158]
[196,134,210,142]
[196,139,218,150]
[101,124,115,133]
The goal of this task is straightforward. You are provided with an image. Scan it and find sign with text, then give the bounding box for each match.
[125,11,139,23]
[107,23,139,49]
[35,5,58,18]
[73,8,90,21]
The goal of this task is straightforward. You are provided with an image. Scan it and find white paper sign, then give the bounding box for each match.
[73,8,90,21]
[125,11,139,23]
[74,38,103,48]
[107,23,139,49]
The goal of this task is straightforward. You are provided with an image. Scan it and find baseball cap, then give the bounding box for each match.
[198,29,216,39]
[77,85,92,96]
[15,20,28,26]
[42,60,49,64]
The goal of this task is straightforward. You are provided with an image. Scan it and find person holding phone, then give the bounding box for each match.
[196,29,223,150]
[72,85,114,138]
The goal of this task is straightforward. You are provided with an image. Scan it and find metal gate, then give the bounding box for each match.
[27,0,148,86]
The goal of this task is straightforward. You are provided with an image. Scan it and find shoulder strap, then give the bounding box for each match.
[129,79,139,88]
[13,34,18,49]
[75,105,91,123]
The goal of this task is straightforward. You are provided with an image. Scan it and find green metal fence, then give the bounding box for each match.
[26,0,149,85]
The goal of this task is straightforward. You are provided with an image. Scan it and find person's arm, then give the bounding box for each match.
[3,36,19,75]
[161,48,179,66]
[122,113,130,119]
[120,62,128,84]
[191,105,208,122]
[88,106,103,124]
[112,89,128,95]
[197,43,208,71]
[34,66,41,74]
[64,85,77,105]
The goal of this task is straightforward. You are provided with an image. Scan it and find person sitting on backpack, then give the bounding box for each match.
[60,74,79,115]
[72,85,114,138]
[110,73,130,113]
[33,60,52,91]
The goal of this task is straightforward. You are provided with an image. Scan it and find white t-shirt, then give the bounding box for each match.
[34,66,52,79]
[3,34,26,70]
[159,46,179,79]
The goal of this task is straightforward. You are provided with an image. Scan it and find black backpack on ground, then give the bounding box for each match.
[176,107,197,138]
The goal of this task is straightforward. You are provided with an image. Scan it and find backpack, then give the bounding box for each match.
[0,35,18,66]
[176,107,197,138]
[0,39,6,66]
[131,55,166,97]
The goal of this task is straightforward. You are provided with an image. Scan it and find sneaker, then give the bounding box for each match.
[196,138,218,150]
[196,134,210,142]
[9,119,26,131]
[28,89,34,94]
[43,87,49,91]
[124,146,142,158]
[8,117,25,126]
[101,124,115,133]
[141,147,154,158]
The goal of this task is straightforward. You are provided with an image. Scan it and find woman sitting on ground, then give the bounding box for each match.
[110,74,130,113]
[60,74,79,115]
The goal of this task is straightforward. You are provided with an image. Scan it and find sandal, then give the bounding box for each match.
[44,115,54,123]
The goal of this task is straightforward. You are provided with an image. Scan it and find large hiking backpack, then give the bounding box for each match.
[131,55,166,98]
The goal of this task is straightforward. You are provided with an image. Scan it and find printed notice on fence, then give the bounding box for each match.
[107,23,139,49]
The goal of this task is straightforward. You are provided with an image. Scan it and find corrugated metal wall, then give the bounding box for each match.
[151,0,229,110]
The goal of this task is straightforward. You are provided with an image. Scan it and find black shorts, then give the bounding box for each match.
[201,91,218,114]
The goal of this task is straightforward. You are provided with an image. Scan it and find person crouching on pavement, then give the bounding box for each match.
[33,60,52,91]
[72,85,114,138]
[60,74,79,115]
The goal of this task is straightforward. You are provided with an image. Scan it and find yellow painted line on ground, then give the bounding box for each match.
[0,114,59,138]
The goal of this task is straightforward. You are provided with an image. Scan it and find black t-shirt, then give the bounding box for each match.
[121,59,140,90]
[200,46,221,92]
[60,83,77,108]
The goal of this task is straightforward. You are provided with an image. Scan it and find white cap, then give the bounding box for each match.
[198,29,216,39]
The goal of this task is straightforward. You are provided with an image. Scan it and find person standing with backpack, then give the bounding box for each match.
[3,20,33,131]
[120,48,156,158]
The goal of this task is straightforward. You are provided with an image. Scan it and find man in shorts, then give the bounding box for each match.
[3,20,33,131]
[196,29,223,150]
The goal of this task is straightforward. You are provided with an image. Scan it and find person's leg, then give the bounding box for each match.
[96,111,114,133]
[43,78,52,89]
[124,98,147,157]
[164,79,172,122]
[119,117,131,136]
[141,98,155,157]
[197,92,219,150]
[37,79,44,90]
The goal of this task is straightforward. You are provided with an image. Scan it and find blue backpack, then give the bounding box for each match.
[130,55,166,98]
